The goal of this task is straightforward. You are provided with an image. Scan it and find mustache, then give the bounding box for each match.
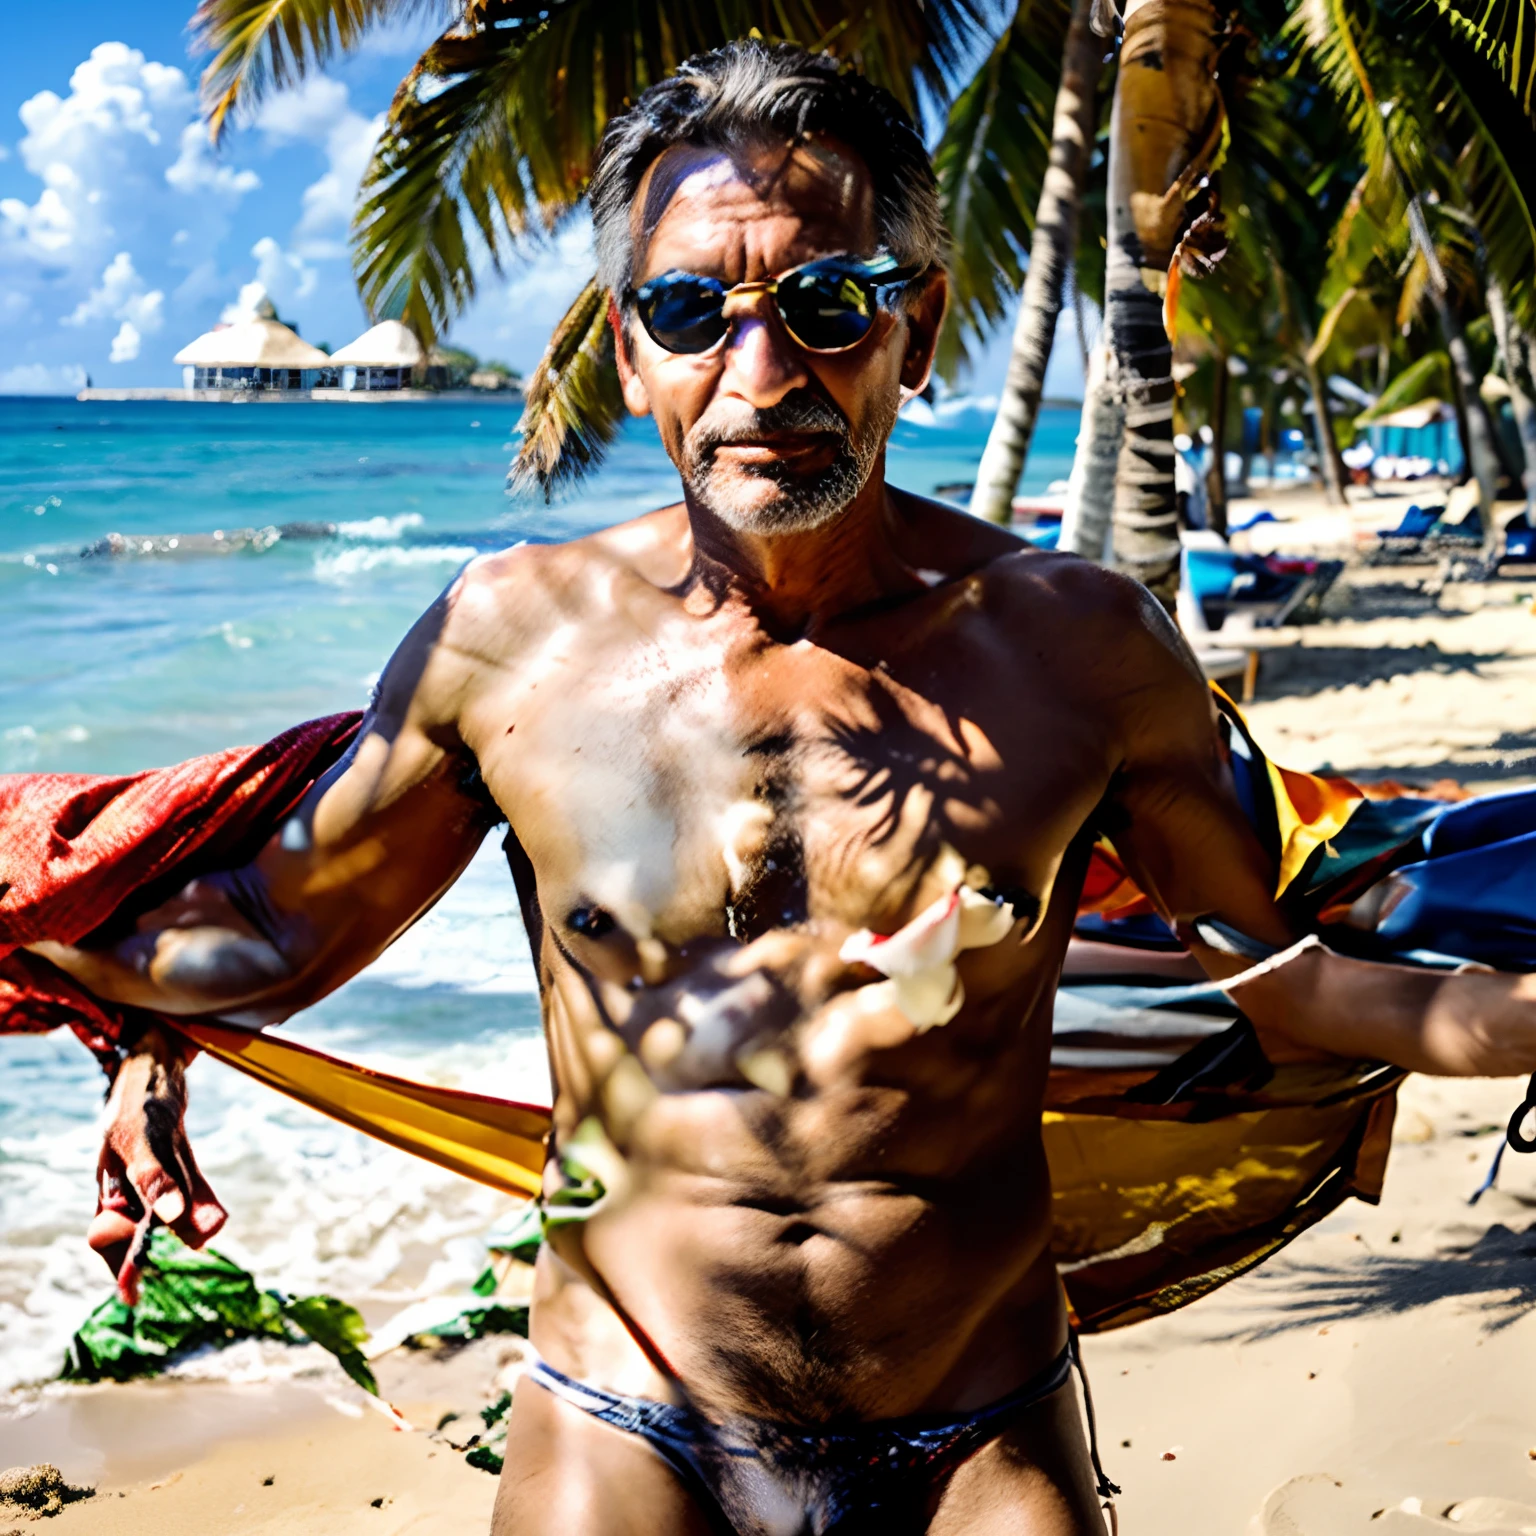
[688,391,850,457]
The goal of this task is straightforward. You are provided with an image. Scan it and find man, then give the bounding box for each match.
[26,42,1536,1536]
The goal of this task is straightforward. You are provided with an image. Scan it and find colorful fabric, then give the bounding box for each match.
[0,714,360,1069]
[2,694,1527,1333]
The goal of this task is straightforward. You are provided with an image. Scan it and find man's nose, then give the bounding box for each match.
[720,305,809,410]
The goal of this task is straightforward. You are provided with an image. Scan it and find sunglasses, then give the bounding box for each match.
[627,254,922,357]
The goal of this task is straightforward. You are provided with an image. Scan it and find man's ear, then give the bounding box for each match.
[609,298,652,418]
[898,268,949,395]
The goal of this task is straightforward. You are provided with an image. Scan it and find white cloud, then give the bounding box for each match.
[254,77,350,143]
[0,187,73,253]
[0,43,268,377]
[0,363,87,395]
[296,111,384,245]
[63,251,164,334]
[221,279,271,324]
[256,77,382,254]
[252,235,318,306]
[0,44,242,269]
[165,122,261,196]
[109,321,141,362]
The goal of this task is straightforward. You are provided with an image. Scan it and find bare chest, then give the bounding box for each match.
[464,609,1112,948]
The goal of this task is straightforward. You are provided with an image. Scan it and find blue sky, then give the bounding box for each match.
[0,4,1083,398]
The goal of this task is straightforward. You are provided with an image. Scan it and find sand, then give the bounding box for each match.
[0,1340,526,1534]
[6,492,1536,1534]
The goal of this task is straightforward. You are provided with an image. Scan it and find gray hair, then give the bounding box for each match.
[589,41,943,302]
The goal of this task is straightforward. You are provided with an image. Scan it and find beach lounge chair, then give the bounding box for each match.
[1227,507,1278,535]
[1500,513,1536,566]
[1367,501,1443,563]
[1179,532,1341,633]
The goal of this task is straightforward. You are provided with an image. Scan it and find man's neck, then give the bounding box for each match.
[683,459,922,637]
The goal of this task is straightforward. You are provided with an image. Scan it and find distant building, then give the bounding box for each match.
[174,299,331,392]
[328,321,424,391]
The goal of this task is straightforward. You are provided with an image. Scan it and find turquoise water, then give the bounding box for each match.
[0,393,1077,1391]
[1,396,1076,774]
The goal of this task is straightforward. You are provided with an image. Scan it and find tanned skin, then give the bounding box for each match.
[34,135,1536,1534]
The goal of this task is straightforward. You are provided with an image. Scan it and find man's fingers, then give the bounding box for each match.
[114,1211,156,1307]
[86,1207,137,1277]
[123,1153,180,1223]
[152,1189,186,1224]
[168,1150,227,1250]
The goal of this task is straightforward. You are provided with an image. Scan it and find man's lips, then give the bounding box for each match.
[712,432,839,461]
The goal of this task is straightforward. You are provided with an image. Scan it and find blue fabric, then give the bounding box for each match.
[1421,785,1536,860]
[1504,517,1535,561]
[1378,827,1536,971]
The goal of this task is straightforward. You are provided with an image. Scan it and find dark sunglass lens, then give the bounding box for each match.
[777,269,876,351]
[636,275,727,354]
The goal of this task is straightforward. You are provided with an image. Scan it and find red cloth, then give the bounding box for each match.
[0,714,361,1071]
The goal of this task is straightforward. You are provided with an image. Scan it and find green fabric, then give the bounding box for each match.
[62,1229,377,1395]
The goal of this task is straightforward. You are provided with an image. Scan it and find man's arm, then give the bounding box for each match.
[30,571,501,1283]
[31,581,494,1023]
[1095,572,1536,1077]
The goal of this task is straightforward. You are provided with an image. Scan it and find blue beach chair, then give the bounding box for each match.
[1501,514,1536,565]
[1180,539,1341,631]
[1367,501,1443,564]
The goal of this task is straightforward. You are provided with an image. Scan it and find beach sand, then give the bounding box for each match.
[7,496,1536,1534]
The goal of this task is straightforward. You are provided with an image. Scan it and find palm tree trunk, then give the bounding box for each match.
[1488,278,1536,520]
[1303,354,1349,506]
[1103,0,1223,607]
[1060,339,1124,558]
[970,0,1106,524]
[1407,198,1501,523]
[1205,352,1229,535]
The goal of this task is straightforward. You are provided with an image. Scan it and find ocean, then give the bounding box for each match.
[0,393,1078,1392]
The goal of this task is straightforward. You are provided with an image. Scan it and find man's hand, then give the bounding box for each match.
[93,1025,226,1304]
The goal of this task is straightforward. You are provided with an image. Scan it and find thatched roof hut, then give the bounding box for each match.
[329,320,425,368]
[174,315,331,370]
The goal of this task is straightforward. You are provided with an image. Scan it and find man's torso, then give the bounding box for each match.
[448,495,1142,1425]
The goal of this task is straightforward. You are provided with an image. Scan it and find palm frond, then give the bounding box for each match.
[1428,16,1536,329]
[1413,0,1536,121]
[511,277,625,497]
[1354,348,1453,421]
[192,0,444,140]
[353,0,991,368]
[931,0,1080,376]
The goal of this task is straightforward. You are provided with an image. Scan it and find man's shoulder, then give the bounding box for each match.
[978,542,1173,643]
[445,505,687,642]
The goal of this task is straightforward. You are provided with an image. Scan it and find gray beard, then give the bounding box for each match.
[681,387,897,535]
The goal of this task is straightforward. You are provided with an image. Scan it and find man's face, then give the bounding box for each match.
[614,136,943,536]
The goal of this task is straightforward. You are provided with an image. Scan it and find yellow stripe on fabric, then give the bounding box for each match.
[177,1021,549,1198]
[1267,760,1364,898]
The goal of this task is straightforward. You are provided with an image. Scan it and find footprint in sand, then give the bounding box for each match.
[1255,1477,1536,1533]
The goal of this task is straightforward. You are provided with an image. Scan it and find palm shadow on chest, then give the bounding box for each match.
[493,610,1109,1112]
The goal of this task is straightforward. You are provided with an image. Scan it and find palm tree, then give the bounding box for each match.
[1097,0,1225,605]
[948,0,1108,524]
[195,0,1536,550]
[194,0,990,489]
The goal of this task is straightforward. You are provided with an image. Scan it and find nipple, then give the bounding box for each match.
[568,904,617,938]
